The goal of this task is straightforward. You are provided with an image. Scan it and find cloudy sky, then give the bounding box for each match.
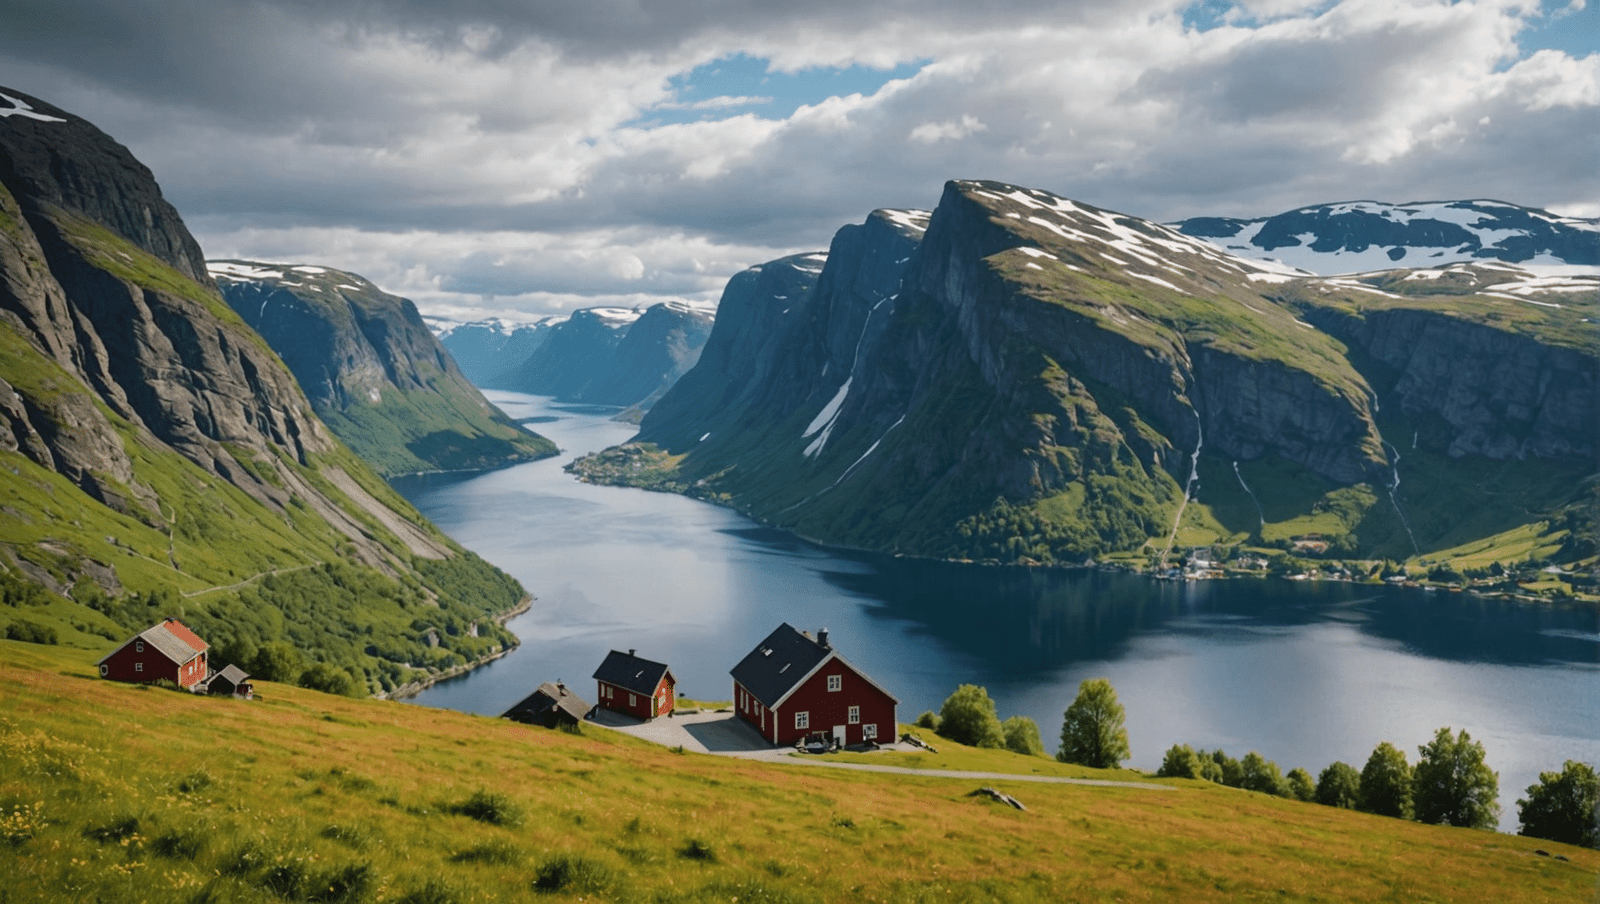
[4,0,1595,320]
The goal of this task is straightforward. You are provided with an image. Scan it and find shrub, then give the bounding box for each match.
[446,790,523,827]
[1316,761,1362,809]
[937,685,1004,748]
[299,662,358,697]
[532,854,614,893]
[448,841,521,864]
[915,711,941,731]
[1001,716,1044,757]
[679,838,717,861]
[1157,744,1205,779]
[1517,760,1600,849]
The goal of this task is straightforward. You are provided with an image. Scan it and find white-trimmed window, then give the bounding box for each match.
[795,711,809,730]
[827,674,842,692]
[99,665,108,677]
[862,723,877,739]
[848,705,860,724]
[629,693,637,707]
[134,662,143,673]
[135,641,144,653]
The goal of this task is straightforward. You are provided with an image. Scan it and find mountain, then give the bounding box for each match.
[491,301,714,410]
[574,180,1597,567]
[1174,200,1600,275]
[429,316,550,389]
[0,86,526,693]
[210,261,556,476]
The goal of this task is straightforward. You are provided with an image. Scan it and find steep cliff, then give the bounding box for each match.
[580,181,1596,564]
[211,261,555,475]
[0,87,525,692]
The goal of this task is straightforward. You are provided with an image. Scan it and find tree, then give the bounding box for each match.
[1206,749,1244,788]
[936,684,1004,748]
[1286,768,1317,803]
[250,641,304,684]
[1240,751,1291,797]
[1315,761,1362,809]
[1157,744,1206,779]
[298,662,357,696]
[1413,727,1500,829]
[1517,760,1599,848]
[1056,678,1129,768]
[1001,716,1044,757]
[914,711,941,731]
[1358,742,1414,819]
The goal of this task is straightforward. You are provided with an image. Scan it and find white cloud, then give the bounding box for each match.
[2,0,1593,316]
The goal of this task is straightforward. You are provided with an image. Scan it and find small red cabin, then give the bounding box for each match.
[592,649,675,720]
[730,623,897,748]
[97,618,209,689]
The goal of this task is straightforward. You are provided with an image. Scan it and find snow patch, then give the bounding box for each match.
[0,93,65,122]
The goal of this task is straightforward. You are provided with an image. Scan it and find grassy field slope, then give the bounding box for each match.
[1,641,1594,904]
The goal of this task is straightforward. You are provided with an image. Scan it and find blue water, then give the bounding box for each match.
[397,392,1600,832]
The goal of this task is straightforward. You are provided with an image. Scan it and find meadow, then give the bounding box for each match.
[1,640,1595,903]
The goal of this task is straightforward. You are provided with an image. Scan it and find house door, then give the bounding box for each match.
[832,725,847,748]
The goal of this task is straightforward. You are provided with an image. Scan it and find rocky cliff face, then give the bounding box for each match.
[0,87,526,691]
[211,261,555,475]
[595,180,1595,564]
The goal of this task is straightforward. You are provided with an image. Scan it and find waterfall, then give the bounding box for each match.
[1384,441,1421,556]
[1159,408,1204,565]
[1233,461,1265,530]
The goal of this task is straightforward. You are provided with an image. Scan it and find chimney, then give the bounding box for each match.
[628,649,636,657]
[818,628,830,649]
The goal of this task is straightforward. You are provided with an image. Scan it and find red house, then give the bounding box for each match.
[592,649,675,720]
[97,618,209,689]
[730,623,897,748]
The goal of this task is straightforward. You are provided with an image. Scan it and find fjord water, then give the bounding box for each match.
[399,392,1599,830]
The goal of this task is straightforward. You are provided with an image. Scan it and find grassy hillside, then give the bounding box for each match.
[2,641,1594,903]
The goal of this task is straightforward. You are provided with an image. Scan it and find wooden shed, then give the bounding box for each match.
[502,682,591,729]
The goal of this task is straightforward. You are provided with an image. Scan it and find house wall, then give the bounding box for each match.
[596,680,657,720]
[732,680,775,742]
[743,660,896,747]
[653,675,675,718]
[99,641,205,688]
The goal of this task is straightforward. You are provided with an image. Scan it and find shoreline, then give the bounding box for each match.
[377,593,533,701]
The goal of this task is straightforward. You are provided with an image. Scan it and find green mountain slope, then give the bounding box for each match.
[577,181,1597,573]
[211,261,555,476]
[0,86,526,693]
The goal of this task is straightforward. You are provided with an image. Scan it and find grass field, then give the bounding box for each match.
[1,640,1595,903]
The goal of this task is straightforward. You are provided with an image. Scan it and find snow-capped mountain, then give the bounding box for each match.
[1175,200,1600,275]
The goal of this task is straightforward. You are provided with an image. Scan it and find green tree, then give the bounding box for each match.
[1413,727,1500,829]
[1517,760,1600,849]
[915,711,941,731]
[1001,716,1044,757]
[1207,749,1244,788]
[1056,678,1129,768]
[1358,742,1414,819]
[249,641,304,684]
[936,684,1004,748]
[1240,751,1291,797]
[1286,767,1317,803]
[298,662,357,697]
[1157,744,1206,779]
[1315,761,1362,809]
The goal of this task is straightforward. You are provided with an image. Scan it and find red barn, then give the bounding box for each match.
[97,618,209,689]
[592,649,675,720]
[730,623,897,748]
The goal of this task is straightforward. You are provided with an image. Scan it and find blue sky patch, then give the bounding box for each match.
[633,53,925,127]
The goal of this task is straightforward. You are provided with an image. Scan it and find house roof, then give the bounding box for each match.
[591,650,673,696]
[213,664,250,686]
[729,622,898,710]
[503,682,591,723]
[98,618,208,667]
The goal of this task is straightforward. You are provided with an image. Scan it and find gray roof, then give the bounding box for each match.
[98,620,206,667]
[213,664,250,686]
[503,682,590,724]
[591,650,673,696]
[730,622,900,710]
